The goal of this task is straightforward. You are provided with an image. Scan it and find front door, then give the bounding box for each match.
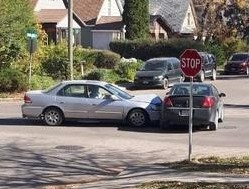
[87,85,124,120]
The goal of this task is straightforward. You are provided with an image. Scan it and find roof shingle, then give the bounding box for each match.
[36,9,67,23]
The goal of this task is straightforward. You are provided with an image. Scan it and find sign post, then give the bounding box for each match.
[180,49,202,161]
[27,29,37,90]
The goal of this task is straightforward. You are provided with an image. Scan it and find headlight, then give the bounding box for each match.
[149,104,161,111]
[154,75,163,80]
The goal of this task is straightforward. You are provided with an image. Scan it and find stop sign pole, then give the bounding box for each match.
[180,49,202,161]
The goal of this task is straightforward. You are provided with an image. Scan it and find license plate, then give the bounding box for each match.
[231,68,236,71]
[143,81,149,84]
[180,110,189,116]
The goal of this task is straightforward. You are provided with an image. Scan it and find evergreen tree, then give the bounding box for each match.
[122,0,149,40]
[0,0,35,68]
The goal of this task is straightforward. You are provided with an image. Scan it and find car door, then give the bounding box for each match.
[166,61,176,83]
[212,85,223,116]
[172,58,182,82]
[87,85,124,120]
[55,84,90,119]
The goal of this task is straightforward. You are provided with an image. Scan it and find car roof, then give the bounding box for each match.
[61,80,108,86]
[173,82,212,87]
[146,57,178,61]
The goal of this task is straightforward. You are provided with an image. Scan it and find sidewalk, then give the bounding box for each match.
[69,164,249,189]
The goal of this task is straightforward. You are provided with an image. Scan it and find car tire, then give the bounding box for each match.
[180,75,185,83]
[211,69,217,81]
[199,70,205,82]
[210,111,219,131]
[44,107,64,126]
[162,78,169,89]
[127,109,148,127]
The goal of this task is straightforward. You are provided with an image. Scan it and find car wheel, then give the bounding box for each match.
[162,78,169,89]
[180,75,185,83]
[210,111,219,131]
[211,69,217,81]
[44,107,64,126]
[199,70,205,82]
[127,109,148,127]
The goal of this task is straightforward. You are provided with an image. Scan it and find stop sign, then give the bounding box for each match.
[180,49,202,77]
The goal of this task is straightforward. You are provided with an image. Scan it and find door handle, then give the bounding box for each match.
[59,102,64,104]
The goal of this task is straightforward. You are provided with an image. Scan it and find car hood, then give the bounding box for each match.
[227,60,245,65]
[136,70,163,77]
[130,94,162,104]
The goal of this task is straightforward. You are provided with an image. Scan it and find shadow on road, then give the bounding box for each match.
[224,104,249,109]
[0,118,208,134]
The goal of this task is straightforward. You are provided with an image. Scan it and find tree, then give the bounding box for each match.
[122,0,150,40]
[193,0,249,41]
[0,0,35,69]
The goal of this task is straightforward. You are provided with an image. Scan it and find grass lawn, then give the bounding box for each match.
[137,155,249,189]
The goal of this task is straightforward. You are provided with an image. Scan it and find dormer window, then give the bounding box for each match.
[108,0,111,16]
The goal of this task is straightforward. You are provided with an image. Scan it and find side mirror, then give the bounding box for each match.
[219,93,226,97]
[104,94,119,101]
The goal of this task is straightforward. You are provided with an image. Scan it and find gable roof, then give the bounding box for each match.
[121,0,195,33]
[150,0,193,33]
[94,16,123,30]
[36,9,67,23]
[63,0,105,25]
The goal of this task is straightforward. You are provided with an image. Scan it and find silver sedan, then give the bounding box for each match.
[22,80,162,127]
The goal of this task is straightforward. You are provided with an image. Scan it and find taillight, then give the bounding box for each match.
[24,94,32,103]
[163,96,173,107]
[201,96,214,108]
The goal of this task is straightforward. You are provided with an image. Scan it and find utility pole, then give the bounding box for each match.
[68,0,73,80]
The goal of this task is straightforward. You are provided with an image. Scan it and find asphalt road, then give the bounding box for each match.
[0,78,248,188]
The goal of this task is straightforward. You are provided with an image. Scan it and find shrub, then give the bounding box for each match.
[41,42,69,80]
[110,38,204,60]
[83,69,119,83]
[0,68,27,92]
[93,50,121,69]
[30,75,55,90]
[115,58,142,81]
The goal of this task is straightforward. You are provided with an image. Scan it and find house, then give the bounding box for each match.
[149,0,198,38]
[121,0,198,39]
[30,0,83,45]
[30,0,198,49]
[63,0,125,49]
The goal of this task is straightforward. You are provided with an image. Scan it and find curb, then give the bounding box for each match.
[216,74,249,80]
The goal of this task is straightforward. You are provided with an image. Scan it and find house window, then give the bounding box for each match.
[108,0,111,16]
[187,12,191,25]
[159,33,165,39]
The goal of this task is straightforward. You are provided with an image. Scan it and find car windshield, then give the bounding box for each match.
[105,84,133,100]
[229,54,248,61]
[171,84,211,96]
[141,60,166,71]
[43,82,62,93]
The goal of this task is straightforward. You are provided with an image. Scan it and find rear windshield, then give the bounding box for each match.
[229,54,249,61]
[43,82,62,93]
[141,60,167,71]
[171,84,211,96]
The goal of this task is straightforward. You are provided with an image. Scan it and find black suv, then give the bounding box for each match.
[184,52,217,82]
[133,57,182,89]
[197,52,217,82]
